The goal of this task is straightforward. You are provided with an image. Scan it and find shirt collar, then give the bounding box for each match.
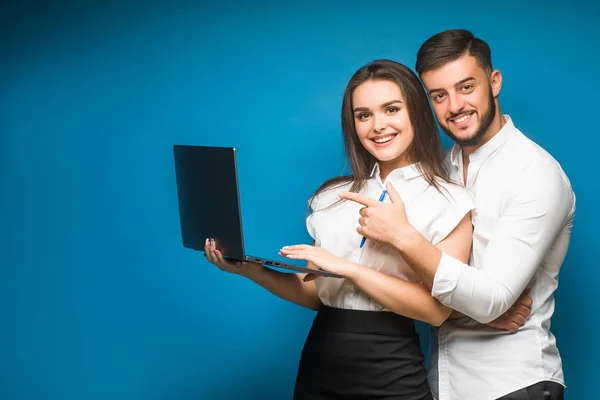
[450,114,516,167]
[370,162,423,182]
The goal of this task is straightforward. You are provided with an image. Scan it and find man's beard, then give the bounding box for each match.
[440,88,496,147]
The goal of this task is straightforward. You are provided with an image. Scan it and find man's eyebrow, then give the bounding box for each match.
[428,77,476,95]
[455,77,476,87]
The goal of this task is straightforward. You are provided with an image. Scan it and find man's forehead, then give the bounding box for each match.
[421,56,480,89]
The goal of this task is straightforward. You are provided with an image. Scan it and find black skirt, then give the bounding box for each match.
[293,305,433,400]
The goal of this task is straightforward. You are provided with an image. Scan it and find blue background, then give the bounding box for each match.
[1,1,598,398]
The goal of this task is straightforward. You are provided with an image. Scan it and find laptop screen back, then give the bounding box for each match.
[173,145,245,260]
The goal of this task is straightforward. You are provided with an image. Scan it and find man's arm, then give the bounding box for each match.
[392,165,574,323]
[446,289,533,331]
[435,214,533,330]
[341,165,574,324]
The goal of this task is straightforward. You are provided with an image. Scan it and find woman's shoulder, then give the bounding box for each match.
[309,179,354,211]
[411,177,475,244]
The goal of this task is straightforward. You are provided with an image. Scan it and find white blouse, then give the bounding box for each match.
[306,163,475,311]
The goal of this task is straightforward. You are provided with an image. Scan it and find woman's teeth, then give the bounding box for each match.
[373,135,395,144]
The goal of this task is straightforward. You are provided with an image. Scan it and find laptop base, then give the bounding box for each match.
[224,254,342,278]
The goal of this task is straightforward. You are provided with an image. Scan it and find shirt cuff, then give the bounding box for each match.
[431,252,463,306]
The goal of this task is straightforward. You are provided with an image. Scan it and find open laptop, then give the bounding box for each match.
[173,144,342,278]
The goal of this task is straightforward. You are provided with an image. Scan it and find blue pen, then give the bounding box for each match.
[359,189,387,248]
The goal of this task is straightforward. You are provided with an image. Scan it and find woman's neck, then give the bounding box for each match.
[378,157,413,182]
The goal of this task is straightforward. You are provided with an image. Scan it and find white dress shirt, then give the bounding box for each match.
[306,163,474,311]
[429,115,576,400]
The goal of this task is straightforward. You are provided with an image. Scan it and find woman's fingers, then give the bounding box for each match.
[203,238,258,276]
[282,252,305,260]
[281,245,315,255]
[281,244,313,252]
[281,250,312,260]
[214,249,226,267]
[211,244,230,271]
[303,273,319,282]
[205,238,224,267]
[205,238,216,263]
[204,237,210,254]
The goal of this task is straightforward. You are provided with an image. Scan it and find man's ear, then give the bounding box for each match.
[490,69,502,98]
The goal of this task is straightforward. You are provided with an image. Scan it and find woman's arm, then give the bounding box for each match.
[348,215,472,326]
[282,215,473,326]
[346,267,452,326]
[244,262,321,310]
[206,238,321,310]
[282,247,451,325]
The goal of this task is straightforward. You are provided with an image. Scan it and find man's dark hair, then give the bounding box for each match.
[415,29,492,75]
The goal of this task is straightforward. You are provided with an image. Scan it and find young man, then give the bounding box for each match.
[341,29,575,400]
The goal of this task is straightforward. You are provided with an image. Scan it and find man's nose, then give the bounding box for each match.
[447,92,466,115]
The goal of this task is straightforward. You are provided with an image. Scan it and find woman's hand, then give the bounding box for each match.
[204,238,261,277]
[279,244,357,281]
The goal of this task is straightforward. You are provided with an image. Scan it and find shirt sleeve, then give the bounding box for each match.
[431,164,576,323]
[306,192,321,243]
[429,184,476,245]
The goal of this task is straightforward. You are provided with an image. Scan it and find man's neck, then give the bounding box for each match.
[461,112,506,183]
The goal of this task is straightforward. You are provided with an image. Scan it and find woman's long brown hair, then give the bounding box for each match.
[310,59,449,210]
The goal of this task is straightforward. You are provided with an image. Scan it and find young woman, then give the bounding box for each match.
[205,60,474,400]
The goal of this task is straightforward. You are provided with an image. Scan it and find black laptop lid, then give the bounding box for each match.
[173,145,245,260]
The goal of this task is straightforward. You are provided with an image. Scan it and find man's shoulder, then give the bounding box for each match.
[505,125,564,171]
[501,126,574,208]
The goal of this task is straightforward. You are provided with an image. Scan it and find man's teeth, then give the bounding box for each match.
[373,135,395,144]
[453,114,471,123]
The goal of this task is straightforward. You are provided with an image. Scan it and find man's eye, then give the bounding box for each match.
[461,84,474,91]
[433,93,445,102]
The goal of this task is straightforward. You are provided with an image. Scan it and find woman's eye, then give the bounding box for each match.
[385,107,399,114]
[356,113,370,121]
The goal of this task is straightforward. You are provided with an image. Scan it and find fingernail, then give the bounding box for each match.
[213,250,218,256]
[205,238,209,245]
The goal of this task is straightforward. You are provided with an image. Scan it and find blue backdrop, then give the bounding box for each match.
[1,1,597,398]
